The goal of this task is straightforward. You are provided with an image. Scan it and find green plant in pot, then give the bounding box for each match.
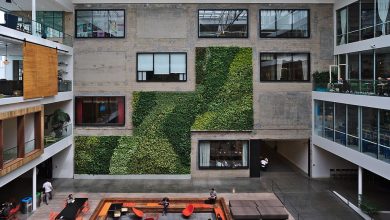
[312,71,330,91]
[46,109,70,138]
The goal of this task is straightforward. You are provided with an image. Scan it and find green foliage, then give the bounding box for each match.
[75,47,253,174]
[359,197,378,217]
[74,136,119,174]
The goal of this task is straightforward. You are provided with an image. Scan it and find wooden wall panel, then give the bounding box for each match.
[23,43,58,99]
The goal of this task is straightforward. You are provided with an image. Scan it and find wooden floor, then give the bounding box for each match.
[21,192,294,220]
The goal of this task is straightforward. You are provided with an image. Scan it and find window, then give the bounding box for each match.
[75,10,125,38]
[137,53,187,82]
[260,9,309,38]
[198,9,248,38]
[199,140,249,169]
[75,96,125,126]
[260,53,310,81]
[36,11,64,35]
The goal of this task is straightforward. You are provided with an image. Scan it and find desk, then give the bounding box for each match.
[56,198,88,220]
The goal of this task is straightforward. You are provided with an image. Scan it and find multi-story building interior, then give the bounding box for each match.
[0,0,389,218]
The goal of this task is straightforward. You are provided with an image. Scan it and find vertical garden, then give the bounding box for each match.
[75,47,253,174]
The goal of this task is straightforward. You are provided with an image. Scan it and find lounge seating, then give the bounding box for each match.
[229,200,257,207]
[257,206,288,220]
[229,199,288,220]
[182,204,194,217]
[132,207,144,218]
[230,206,261,219]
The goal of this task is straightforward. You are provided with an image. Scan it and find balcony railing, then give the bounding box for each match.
[3,146,17,164]
[58,80,72,92]
[1,11,73,47]
[44,123,72,148]
[0,80,23,99]
[313,79,390,97]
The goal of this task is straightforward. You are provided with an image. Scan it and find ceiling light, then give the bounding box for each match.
[3,44,9,65]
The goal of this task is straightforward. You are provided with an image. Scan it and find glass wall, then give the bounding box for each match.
[260,53,310,81]
[75,10,125,38]
[337,0,390,45]
[75,96,125,126]
[314,100,390,164]
[260,9,309,38]
[199,140,249,169]
[198,10,248,38]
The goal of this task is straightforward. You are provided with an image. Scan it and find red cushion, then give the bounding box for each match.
[182,204,194,217]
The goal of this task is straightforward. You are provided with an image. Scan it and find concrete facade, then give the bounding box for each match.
[73,3,334,138]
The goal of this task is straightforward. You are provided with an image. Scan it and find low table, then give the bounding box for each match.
[257,206,288,220]
[56,198,88,220]
[230,206,261,220]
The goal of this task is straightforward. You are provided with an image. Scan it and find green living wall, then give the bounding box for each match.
[74,47,253,174]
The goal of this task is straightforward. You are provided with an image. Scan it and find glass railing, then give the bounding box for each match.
[313,79,390,97]
[25,139,35,154]
[58,80,72,92]
[0,80,23,99]
[3,146,17,164]
[1,12,73,47]
[44,123,72,148]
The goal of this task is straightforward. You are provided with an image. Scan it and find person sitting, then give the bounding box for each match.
[159,197,169,216]
[217,213,223,220]
[208,188,217,204]
[66,194,75,205]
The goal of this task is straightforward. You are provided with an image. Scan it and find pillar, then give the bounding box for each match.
[31,0,36,36]
[17,116,25,158]
[358,166,363,205]
[32,167,37,211]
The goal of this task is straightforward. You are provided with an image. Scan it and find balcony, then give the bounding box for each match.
[1,11,73,47]
[313,79,390,97]
[0,80,72,99]
[44,124,72,148]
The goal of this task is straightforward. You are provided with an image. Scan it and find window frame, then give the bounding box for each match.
[136,52,187,82]
[75,9,126,39]
[259,9,310,39]
[259,52,311,82]
[198,9,249,39]
[198,140,250,170]
[75,96,126,126]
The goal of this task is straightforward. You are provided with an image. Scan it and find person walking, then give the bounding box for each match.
[42,179,53,205]
[160,197,170,216]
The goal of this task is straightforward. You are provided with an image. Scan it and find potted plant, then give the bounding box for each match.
[312,71,330,92]
[46,109,70,138]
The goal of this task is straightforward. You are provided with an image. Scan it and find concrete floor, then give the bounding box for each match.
[12,148,366,220]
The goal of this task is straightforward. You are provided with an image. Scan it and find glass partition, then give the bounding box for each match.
[347,105,360,151]
[198,10,248,38]
[324,102,334,140]
[75,10,125,38]
[362,107,378,158]
[379,110,390,162]
[314,100,324,136]
[335,103,347,145]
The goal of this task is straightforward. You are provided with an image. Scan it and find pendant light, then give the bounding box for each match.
[3,44,9,65]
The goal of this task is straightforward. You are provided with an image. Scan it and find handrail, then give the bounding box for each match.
[1,11,73,47]
[44,123,72,148]
[313,79,390,97]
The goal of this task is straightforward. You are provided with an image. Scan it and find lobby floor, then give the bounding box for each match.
[17,154,364,220]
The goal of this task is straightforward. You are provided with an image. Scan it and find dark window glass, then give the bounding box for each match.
[314,100,324,137]
[361,0,375,40]
[335,103,346,145]
[260,9,309,38]
[76,10,125,38]
[348,2,360,42]
[348,53,359,79]
[379,110,390,162]
[260,53,310,81]
[137,53,187,82]
[362,107,378,158]
[198,10,248,38]
[75,96,125,126]
[199,140,249,169]
[347,105,359,151]
[324,102,334,141]
[361,52,374,80]
[376,53,390,79]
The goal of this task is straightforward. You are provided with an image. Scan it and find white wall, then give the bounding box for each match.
[277,140,309,174]
[311,144,357,178]
[3,118,17,150]
[52,145,74,178]
[24,113,35,143]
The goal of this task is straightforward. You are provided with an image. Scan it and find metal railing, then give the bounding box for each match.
[3,146,17,164]
[1,11,73,47]
[313,79,390,97]
[44,123,72,148]
[58,80,72,92]
[24,139,35,154]
[271,180,304,220]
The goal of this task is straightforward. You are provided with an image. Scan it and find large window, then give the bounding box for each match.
[260,53,310,81]
[137,53,187,82]
[379,109,390,162]
[198,9,248,38]
[75,96,125,126]
[337,0,390,45]
[260,9,309,38]
[199,140,249,169]
[347,105,360,151]
[36,11,64,33]
[75,10,125,38]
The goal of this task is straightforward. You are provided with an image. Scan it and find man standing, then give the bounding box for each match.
[42,179,53,205]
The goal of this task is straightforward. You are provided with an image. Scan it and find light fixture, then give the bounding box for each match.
[3,44,9,65]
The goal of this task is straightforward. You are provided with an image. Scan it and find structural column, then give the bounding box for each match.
[358,166,363,205]
[32,166,37,211]
[17,116,25,158]
[31,0,36,36]
[34,111,43,150]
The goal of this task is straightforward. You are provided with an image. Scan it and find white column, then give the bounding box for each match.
[32,167,37,211]
[358,166,363,205]
[31,0,36,36]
